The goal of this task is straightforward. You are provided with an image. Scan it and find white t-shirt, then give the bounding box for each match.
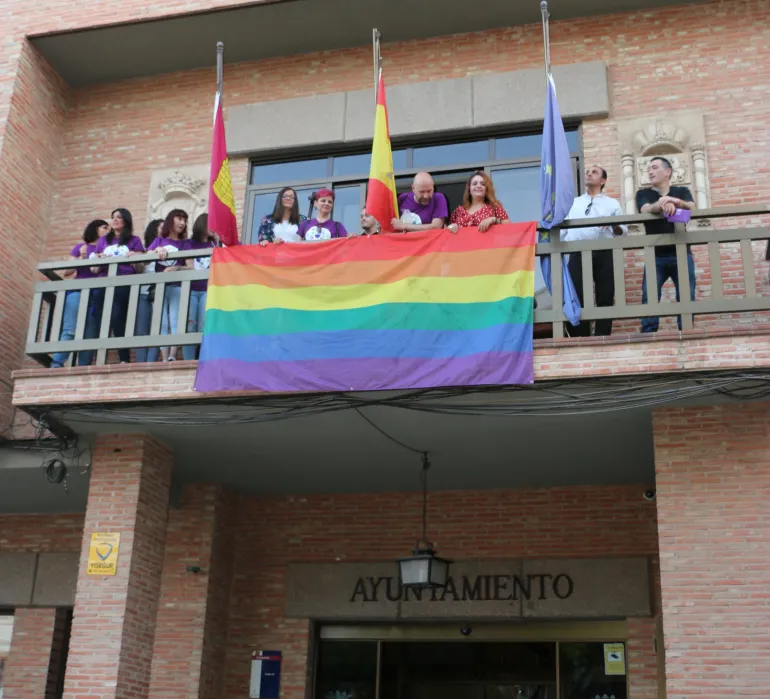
[273,221,301,243]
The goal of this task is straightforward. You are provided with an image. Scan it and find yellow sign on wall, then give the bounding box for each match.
[604,643,626,675]
[86,532,121,576]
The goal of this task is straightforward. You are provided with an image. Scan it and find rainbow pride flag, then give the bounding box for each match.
[193,223,536,393]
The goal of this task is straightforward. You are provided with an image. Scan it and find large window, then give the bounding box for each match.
[314,639,627,699]
[245,130,582,243]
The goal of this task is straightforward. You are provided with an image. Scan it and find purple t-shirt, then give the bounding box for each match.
[148,236,187,287]
[70,243,100,279]
[93,234,145,276]
[297,218,348,241]
[186,240,216,292]
[398,192,449,225]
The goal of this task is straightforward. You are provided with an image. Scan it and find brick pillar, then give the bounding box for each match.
[63,434,172,699]
[3,608,57,698]
[148,483,235,699]
[653,402,770,698]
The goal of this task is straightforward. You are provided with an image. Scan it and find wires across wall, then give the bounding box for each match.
[38,369,770,428]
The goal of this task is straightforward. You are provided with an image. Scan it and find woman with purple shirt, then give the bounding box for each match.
[147,209,189,362]
[182,213,218,360]
[81,208,145,365]
[49,219,109,368]
[297,189,348,241]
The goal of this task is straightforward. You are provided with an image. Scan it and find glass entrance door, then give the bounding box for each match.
[314,635,628,699]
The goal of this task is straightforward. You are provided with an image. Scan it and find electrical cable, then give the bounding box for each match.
[354,407,426,456]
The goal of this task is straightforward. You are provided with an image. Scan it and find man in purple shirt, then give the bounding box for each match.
[391,172,448,233]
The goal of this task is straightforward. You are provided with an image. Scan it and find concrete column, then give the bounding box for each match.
[653,402,770,697]
[3,608,58,699]
[62,434,172,699]
[621,153,637,214]
[148,483,235,699]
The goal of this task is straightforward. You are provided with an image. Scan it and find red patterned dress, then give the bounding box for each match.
[449,203,509,227]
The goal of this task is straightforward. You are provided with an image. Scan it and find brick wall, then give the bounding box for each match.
[2,607,58,699]
[0,39,69,434]
[0,513,84,551]
[653,402,770,697]
[62,433,172,699]
[224,484,660,699]
[149,482,235,699]
[0,480,661,697]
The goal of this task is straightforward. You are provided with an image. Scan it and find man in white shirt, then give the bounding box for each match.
[563,165,627,336]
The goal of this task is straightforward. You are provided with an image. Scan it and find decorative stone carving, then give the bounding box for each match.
[146,165,209,228]
[616,113,712,220]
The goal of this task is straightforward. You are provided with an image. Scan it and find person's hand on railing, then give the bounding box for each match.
[477,216,496,233]
[78,244,89,259]
[156,248,169,261]
[447,224,459,234]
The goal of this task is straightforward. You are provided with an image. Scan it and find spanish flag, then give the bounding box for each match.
[365,71,398,233]
[208,92,239,246]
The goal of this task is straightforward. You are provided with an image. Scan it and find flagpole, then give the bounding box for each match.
[216,41,224,95]
[372,28,382,103]
[540,1,551,81]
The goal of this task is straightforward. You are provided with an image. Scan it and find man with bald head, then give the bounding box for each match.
[391,172,448,233]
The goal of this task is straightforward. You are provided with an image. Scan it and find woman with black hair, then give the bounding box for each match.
[135,218,163,363]
[49,219,109,368]
[80,208,145,365]
[147,209,189,362]
[257,187,307,245]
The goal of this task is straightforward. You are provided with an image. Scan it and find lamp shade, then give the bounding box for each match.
[397,548,451,588]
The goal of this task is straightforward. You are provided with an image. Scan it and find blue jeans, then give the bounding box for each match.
[641,254,696,333]
[135,291,159,363]
[50,291,81,368]
[77,286,131,364]
[182,289,207,361]
[160,285,181,356]
[77,288,105,366]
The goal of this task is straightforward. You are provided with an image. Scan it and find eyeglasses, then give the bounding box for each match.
[584,201,593,215]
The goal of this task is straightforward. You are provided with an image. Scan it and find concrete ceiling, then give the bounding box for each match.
[1,390,659,514]
[5,371,765,514]
[29,0,707,86]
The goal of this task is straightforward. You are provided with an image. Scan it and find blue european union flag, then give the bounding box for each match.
[539,74,581,327]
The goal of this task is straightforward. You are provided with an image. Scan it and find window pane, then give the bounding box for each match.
[333,184,363,236]
[315,641,377,699]
[412,140,488,169]
[393,149,408,170]
[492,166,542,223]
[496,130,579,160]
[251,158,328,185]
[559,642,627,699]
[333,153,371,177]
[249,187,317,244]
[0,614,14,698]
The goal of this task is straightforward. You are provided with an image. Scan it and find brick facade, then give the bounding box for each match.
[653,402,770,697]
[0,1,767,423]
[3,607,58,699]
[62,433,173,699]
[0,480,660,698]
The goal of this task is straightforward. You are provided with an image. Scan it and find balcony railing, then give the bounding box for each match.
[25,205,770,369]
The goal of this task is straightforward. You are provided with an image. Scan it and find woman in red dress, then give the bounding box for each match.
[447,171,510,233]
